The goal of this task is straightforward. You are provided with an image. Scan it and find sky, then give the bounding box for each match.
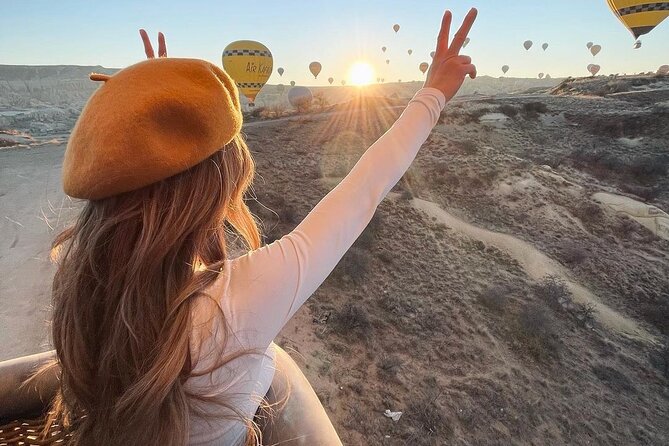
[1,0,668,86]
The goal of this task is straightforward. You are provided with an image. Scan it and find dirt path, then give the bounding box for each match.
[412,198,657,344]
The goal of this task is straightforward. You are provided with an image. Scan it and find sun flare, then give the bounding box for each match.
[348,62,375,86]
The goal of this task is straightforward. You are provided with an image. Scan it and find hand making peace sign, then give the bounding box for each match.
[425,8,478,102]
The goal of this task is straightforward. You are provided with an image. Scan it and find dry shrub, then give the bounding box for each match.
[332,247,369,285]
[515,304,560,360]
[591,365,636,393]
[479,285,510,312]
[620,184,660,202]
[498,104,518,118]
[377,354,403,377]
[534,276,572,310]
[453,139,479,155]
[640,299,669,336]
[559,241,588,265]
[522,102,548,119]
[331,302,371,337]
[408,389,449,437]
[571,201,603,225]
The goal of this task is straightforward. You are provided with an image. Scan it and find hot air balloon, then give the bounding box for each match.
[328,77,334,85]
[408,49,413,55]
[545,74,551,79]
[588,64,601,76]
[538,73,545,79]
[341,80,346,86]
[587,42,594,49]
[502,65,510,74]
[393,24,400,33]
[381,78,385,83]
[278,67,284,76]
[290,80,296,86]
[606,0,669,40]
[382,46,387,52]
[288,86,313,110]
[523,40,533,50]
[377,77,381,83]
[658,65,669,75]
[430,51,436,58]
[542,43,549,51]
[590,44,602,56]
[419,62,429,74]
[463,37,471,48]
[398,79,402,83]
[309,62,322,79]
[386,59,390,65]
[222,40,273,106]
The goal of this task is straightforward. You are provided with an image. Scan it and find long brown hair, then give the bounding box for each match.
[25,135,267,445]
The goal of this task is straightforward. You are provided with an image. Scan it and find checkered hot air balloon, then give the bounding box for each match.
[606,0,669,39]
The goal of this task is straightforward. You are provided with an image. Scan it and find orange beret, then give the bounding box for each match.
[62,58,242,200]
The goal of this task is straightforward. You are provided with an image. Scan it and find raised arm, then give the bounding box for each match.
[225,9,478,348]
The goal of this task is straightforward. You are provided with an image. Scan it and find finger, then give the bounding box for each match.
[139,29,155,58]
[448,8,478,56]
[434,10,452,57]
[455,55,472,65]
[460,64,477,79]
[158,32,167,57]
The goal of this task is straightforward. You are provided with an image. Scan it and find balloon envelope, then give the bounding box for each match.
[408,49,413,55]
[588,64,601,76]
[386,59,390,65]
[290,80,296,86]
[382,46,387,52]
[502,65,510,74]
[658,65,669,75]
[523,40,533,50]
[328,77,334,85]
[590,44,602,56]
[606,0,669,39]
[341,80,346,86]
[277,67,284,76]
[587,41,594,49]
[393,24,400,32]
[288,86,313,109]
[222,40,273,105]
[430,51,436,58]
[419,62,429,74]
[542,43,549,51]
[538,73,544,79]
[309,62,322,79]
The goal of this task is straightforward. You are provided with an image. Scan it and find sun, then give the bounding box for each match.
[348,62,375,86]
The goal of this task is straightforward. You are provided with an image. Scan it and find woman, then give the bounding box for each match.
[25,8,477,446]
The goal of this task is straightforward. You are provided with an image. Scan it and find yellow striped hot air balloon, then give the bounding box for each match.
[606,0,669,40]
[222,40,273,106]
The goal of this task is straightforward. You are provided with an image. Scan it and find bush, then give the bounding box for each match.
[453,139,479,155]
[560,241,588,265]
[522,102,548,119]
[498,104,518,118]
[377,354,403,377]
[591,365,636,393]
[331,302,371,336]
[313,91,330,110]
[571,201,603,225]
[479,285,510,312]
[516,304,560,359]
[534,276,572,310]
[620,184,660,202]
[408,389,448,436]
[332,247,369,285]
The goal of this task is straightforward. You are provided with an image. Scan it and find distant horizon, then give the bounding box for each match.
[1,1,668,84]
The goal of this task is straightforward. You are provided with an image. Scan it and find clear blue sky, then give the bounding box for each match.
[1,0,667,85]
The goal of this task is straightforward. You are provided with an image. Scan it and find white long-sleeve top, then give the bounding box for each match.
[186,88,446,445]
